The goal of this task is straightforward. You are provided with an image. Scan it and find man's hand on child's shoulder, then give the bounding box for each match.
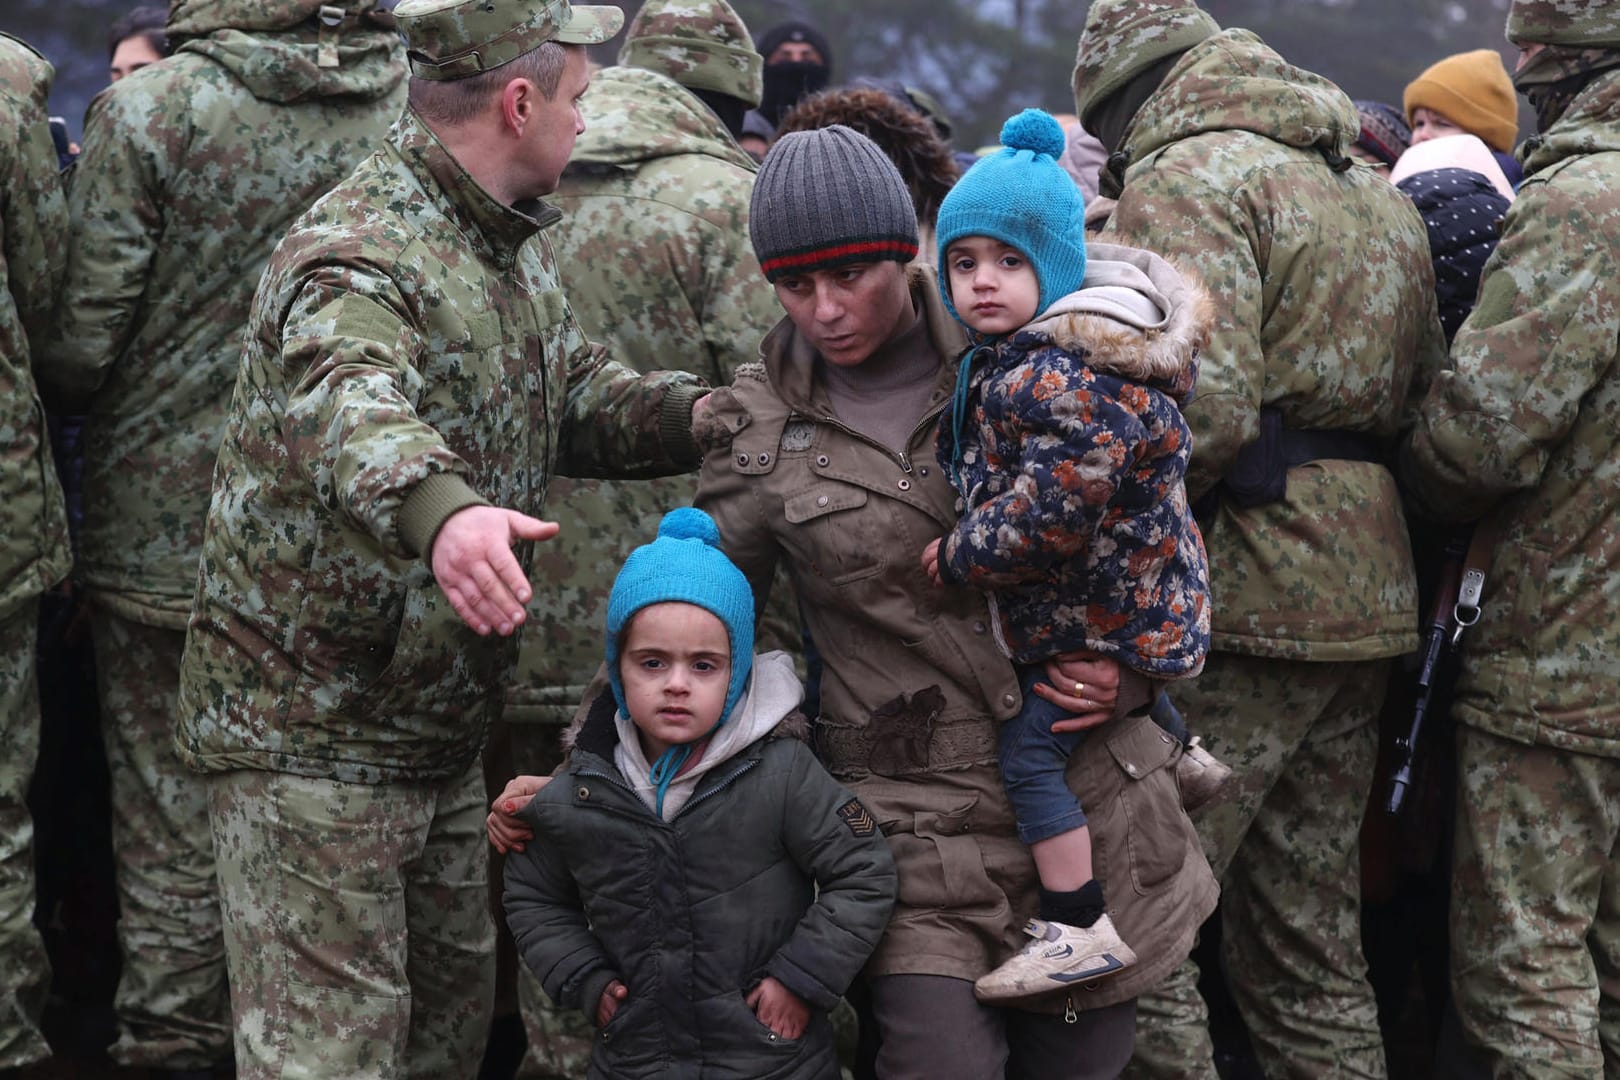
[597,979,629,1028]
[486,774,552,853]
[746,976,809,1040]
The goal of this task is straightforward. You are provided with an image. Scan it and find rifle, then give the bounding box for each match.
[1384,530,1470,817]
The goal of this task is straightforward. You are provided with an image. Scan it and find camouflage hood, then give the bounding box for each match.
[168,0,404,104]
[1120,28,1358,167]
[568,64,756,171]
[1521,65,1620,175]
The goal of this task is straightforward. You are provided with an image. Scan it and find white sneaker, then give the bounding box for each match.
[973,914,1137,1002]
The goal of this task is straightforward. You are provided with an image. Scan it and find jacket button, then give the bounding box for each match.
[1124,764,1139,776]
[898,479,912,491]
[737,453,749,466]
[816,495,829,507]
[1002,693,1017,709]
[973,621,986,634]
[920,466,930,477]
[757,452,771,465]
[816,454,830,467]
[577,786,590,801]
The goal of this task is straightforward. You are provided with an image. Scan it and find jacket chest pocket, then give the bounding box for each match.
[782,485,887,586]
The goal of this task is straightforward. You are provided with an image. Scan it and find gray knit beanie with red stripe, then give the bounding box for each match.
[750,124,919,282]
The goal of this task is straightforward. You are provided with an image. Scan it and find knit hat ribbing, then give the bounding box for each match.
[619,0,763,109]
[1404,49,1520,153]
[1354,100,1412,168]
[935,109,1088,322]
[749,124,920,282]
[605,508,755,738]
[1072,0,1221,131]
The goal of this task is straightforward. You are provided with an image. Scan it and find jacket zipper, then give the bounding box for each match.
[814,406,942,478]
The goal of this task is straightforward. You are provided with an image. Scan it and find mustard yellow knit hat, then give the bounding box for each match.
[1403,49,1519,153]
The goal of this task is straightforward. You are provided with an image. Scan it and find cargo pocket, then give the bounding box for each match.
[1102,718,1185,896]
[782,486,885,585]
[874,788,1004,916]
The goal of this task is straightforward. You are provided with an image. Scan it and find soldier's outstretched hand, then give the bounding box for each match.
[431,506,559,636]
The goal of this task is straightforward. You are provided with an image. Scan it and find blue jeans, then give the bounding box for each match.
[1002,666,1093,845]
[1002,667,1190,845]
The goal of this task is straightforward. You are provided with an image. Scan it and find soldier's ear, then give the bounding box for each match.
[501,77,533,137]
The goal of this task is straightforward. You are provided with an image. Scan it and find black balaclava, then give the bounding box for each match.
[692,87,750,142]
[756,21,833,127]
[1086,51,1183,156]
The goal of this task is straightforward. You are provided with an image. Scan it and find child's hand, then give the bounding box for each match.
[486,774,552,853]
[920,538,944,587]
[597,979,628,1028]
[746,976,809,1040]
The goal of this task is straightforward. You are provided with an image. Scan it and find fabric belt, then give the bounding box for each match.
[1198,406,1384,514]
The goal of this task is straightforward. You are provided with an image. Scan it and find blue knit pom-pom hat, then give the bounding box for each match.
[605,507,755,809]
[935,108,1088,323]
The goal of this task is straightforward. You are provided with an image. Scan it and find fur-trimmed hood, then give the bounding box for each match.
[1020,242,1213,405]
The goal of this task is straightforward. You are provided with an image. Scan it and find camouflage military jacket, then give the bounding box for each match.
[0,34,71,621]
[41,0,407,629]
[175,109,707,784]
[509,64,787,725]
[1100,29,1446,661]
[1400,69,1620,757]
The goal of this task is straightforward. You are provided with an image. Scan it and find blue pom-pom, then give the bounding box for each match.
[1000,108,1066,159]
[659,506,721,546]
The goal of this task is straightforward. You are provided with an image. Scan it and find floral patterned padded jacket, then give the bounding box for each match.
[937,242,1213,677]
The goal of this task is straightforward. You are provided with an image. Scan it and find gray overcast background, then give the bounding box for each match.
[9,0,1523,153]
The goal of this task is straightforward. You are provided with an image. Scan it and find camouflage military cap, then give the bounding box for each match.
[1072,0,1221,128]
[618,0,762,107]
[397,0,624,81]
[1507,0,1620,47]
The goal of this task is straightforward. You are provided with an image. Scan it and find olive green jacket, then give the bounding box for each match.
[696,267,1217,1009]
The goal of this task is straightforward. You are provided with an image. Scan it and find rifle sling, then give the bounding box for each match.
[1454,515,1506,632]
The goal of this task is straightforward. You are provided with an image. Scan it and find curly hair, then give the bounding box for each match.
[774,87,962,225]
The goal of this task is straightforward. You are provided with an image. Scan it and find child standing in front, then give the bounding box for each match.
[504,507,896,1079]
[920,109,1214,1002]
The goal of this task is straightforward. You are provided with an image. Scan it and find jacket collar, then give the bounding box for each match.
[394,109,561,268]
[758,263,968,415]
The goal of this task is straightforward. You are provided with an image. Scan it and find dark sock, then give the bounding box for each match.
[1039,879,1105,928]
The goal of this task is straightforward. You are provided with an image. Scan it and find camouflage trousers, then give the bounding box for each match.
[507,722,596,1080]
[209,761,495,1080]
[1450,725,1620,1078]
[0,600,49,1069]
[89,608,230,1067]
[1127,653,1389,1080]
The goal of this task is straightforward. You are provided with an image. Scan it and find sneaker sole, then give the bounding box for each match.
[973,952,1130,1001]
